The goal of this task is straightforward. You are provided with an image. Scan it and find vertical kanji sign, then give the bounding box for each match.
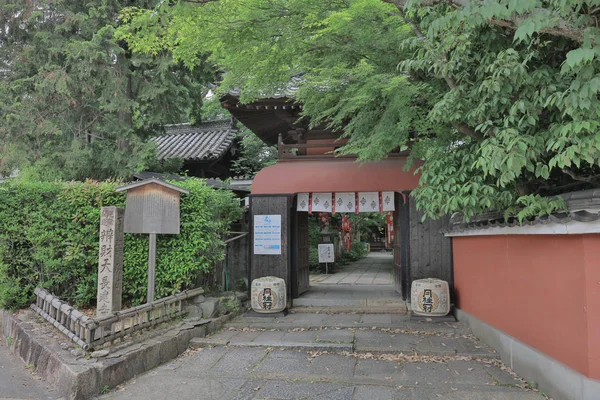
[96,206,124,317]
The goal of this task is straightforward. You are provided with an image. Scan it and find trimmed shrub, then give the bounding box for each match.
[309,247,320,269]
[0,178,242,309]
[344,242,369,262]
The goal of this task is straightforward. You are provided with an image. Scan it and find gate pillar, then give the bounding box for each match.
[249,195,293,304]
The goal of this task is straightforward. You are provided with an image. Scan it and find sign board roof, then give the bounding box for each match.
[115,178,189,195]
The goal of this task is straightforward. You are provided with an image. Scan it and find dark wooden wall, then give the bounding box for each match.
[394,192,411,300]
[249,195,292,299]
[291,210,310,298]
[408,197,454,296]
[226,216,250,291]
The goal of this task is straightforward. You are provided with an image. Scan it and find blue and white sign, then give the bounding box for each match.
[254,215,282,255]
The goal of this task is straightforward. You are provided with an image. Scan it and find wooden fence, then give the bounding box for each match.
[31,288,93,349]
[31,287,204,350]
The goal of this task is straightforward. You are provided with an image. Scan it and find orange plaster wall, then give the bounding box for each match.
[583,235,600,379]
[453,235,598,379]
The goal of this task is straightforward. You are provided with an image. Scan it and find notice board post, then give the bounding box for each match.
[116,179,189,303]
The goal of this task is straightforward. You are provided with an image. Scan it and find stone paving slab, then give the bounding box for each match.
[98,346,544,400]
[189,337,230,348]
[248,330,287,344]
[360,314,393,325]
[283,284,408,312]
[315,329,354,343]
[0,339,57,400]
[96,312,545,400]
[310,253,394,286]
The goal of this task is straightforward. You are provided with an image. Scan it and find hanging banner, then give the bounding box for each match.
[382,192,395,211]
[386,211,394,247]
[343,232,352,251]
[297,193,310,212]
[332,192,336,213]
[253,215,282,255]
[342,215,352,251]
[335,192,356,213]
[358,192,380,213]
[341,215,351,232]
[312,192,333,213]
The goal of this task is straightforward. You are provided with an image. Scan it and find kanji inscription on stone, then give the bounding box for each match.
[96,206,124,317]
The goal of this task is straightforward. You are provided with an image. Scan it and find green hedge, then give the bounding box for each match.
[0,178,243,309]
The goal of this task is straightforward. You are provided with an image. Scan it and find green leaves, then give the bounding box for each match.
[405,0,600,221]
[0,178,243,309]
[514,18,536,41]
[563,47,597,71]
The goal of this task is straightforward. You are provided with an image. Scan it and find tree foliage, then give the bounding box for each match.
[118,1,600,220]
[231,128,277,177]
[0,0,212,180]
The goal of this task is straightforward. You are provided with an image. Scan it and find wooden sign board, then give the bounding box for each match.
[116,179,189,235]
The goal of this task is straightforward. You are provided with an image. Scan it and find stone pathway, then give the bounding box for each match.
[292,285,406,312]
[98,313,547,400]
[0,338,56,400]
[310,253,394,286]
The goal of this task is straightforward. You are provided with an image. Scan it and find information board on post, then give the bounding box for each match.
[318,243,335,263]
[254,215,282,255]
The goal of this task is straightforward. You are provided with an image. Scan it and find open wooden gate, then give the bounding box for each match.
[292,209,310,298]
[393,192,411,300]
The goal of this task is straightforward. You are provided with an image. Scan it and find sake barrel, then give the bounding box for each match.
[251,276,286,313]
[411,278,450,316]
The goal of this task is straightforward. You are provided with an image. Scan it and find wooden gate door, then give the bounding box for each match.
[292,211,310,297]
[393,192,411,299]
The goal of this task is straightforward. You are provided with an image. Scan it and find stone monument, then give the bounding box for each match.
[96,206,125,317]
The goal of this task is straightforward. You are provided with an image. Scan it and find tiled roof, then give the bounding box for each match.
[227,74,303,100]
[132,172,250,193]
[152,119,236,161]
[441,189,600,235]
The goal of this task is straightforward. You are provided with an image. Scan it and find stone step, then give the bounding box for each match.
[189,337,230,349]
[228,341,354,352]
[192,333,497,357]
[291,305,407,314]
[226,312,462,332]
[203,323,498,359]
